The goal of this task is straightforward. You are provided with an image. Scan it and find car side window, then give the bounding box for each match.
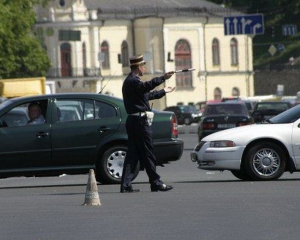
[83,101,94,120]
[55,99,97,122]
[56,99,87,122]
[0,100,48,127]
[0,107,29,127]
[96,101,116,119]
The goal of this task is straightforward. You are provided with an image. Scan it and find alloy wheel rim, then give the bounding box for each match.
[252,148,280,177]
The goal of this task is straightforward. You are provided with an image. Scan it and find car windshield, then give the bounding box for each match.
[268,104,300,123]
[205,104,247,116]
[179,105,197,113]
[0,99,13,110]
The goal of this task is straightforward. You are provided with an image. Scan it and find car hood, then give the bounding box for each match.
[201,123,293,145]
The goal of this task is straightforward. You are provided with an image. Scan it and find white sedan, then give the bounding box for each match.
[190,105,300,181]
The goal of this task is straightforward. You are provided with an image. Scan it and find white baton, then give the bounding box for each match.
[174,68,195,73]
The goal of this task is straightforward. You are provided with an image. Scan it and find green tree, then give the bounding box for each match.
[0,0,50,79]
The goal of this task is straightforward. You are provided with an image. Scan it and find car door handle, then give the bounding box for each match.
[98,126,110,133]
[36,131,49,138]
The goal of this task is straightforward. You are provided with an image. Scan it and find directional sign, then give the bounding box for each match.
[282,24,297,36]
[224,14,264,35]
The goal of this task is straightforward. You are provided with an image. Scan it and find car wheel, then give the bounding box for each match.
[184,118,191,125]
[95,145,140,184]
[230,170,252,181]
[244,142,286,181]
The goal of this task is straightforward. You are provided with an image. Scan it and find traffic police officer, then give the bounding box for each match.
[120,54,176,193]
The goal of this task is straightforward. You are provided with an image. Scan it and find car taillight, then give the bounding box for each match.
[171,115,178,138]
[202,122,215,130]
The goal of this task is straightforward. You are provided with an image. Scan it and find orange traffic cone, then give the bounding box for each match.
[83,169,101,206]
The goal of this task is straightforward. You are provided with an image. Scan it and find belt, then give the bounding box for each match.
[129,112,147,117]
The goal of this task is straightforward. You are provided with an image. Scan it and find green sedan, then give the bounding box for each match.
[0,93,183,184]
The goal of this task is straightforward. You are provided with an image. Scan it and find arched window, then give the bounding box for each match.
[175,39,192,88]
[232,87,240,96]
[212,38,220,66]
[121,41,129,67]
[60,43,72,77]
[230,38,238,66]
[214,87,222,100]
[100,41,110,69]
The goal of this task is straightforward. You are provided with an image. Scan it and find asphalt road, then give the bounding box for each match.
[1,127,300,240]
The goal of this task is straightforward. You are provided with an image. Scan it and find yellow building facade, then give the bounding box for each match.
[35,0,254,110]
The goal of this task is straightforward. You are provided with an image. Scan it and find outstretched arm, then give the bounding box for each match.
[164,71,175,80]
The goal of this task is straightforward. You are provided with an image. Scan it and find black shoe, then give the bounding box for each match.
[120,186,140,193]
[151,184,173,192]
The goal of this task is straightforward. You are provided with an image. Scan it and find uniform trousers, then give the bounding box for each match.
[121,115,162,189]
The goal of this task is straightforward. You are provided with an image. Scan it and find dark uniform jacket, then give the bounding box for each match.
[122,72,166,114]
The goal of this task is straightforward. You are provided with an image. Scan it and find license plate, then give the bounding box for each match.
[218,123,235,128]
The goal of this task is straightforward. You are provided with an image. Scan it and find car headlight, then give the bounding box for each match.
[210,141,235,148]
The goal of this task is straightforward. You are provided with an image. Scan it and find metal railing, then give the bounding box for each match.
[47,68,101,78]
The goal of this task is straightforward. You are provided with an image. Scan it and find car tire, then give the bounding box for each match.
[244,142,286,181]
[95,145,140,184]
[230,170,252,181]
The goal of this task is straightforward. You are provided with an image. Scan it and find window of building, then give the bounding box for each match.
[59,30,81,41]
[121,41,129,67]
[100,41,110,69]
[212,38,220,66]
[35,28,45,47]
[60,43,72,77]
[232,87,240,96]
[230,38,238,66]
[214,87,222,100]
[175,39,192,88]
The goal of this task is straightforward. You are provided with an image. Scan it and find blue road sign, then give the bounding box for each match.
[282,24,297,36]
[224,14,264,35]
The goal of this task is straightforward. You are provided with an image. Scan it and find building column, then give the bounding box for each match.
[198,22,208,101]
[90,25,100,69]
